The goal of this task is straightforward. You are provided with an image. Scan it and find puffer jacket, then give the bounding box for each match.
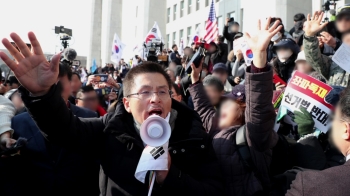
[189,66,278,196]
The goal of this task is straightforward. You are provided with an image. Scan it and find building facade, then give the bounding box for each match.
[86,0,166,71]
[165,0,350,49]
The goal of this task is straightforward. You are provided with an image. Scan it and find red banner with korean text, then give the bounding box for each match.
[281,71,333,133]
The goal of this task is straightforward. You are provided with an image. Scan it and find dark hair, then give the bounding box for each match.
[339,91,350,120]
[203,75,224,92]
[270,21,285,35]
[172,44,177,49]
[76,85,95,99]
[58,62,73,81]
[171,83,181,96]
[294,13,306,22]
[72,72,81,81]
[123,62,172,97]
[233,22,239,26]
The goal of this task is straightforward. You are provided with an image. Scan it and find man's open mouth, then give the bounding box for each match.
[149,109,163,116]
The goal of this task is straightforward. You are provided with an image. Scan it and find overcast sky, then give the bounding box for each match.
[0,0,92,56]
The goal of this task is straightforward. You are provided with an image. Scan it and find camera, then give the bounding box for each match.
[144,38,164,62]
[185,46,205,74]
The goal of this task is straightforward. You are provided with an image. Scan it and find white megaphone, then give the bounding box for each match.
[140,114,171,147]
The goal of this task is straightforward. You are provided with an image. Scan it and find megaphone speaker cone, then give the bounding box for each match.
[140,114,171,147]
[147,124,163,139]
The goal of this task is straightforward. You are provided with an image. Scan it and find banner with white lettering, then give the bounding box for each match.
[281,71,333,133]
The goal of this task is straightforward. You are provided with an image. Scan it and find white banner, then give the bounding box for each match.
[280,71,334,133]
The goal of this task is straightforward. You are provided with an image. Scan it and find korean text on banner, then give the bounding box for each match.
[280,71,333,133]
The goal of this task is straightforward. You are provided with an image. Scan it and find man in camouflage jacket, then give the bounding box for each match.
[303,11,350,87]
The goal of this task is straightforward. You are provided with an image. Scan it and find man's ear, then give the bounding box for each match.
[123,97,131,113]
[342,122,350,140]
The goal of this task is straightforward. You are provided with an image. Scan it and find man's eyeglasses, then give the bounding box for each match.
[126,90,172,100]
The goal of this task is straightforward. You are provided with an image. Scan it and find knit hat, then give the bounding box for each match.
[273,38,300,55]
[222,85,246,102]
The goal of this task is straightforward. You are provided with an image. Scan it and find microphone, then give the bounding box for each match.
[62,48,77,62]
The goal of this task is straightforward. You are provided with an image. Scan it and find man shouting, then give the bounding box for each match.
[0,32,223,196]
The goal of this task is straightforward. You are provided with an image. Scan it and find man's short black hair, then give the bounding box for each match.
[76,85,95,99]
[123,62,172,97]
[72,72,81,81]
[233,22,240,26]
[59,62,73,81]
[294,13,306,22]
[203,75,224,92]
[340,92,350,120]
[172,44,177,49]
[171,83,181,96]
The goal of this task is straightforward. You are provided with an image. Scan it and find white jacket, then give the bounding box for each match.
[0,95,15,135]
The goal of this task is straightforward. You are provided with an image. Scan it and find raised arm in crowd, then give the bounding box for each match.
[188,18,280,195]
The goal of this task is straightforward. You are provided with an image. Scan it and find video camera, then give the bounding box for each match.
[144,38,165,63]
[185,46,206,74]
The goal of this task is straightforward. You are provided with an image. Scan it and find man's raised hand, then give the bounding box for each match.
[244,17,282,68]
[244,17,283,53]
[304,11,328,37]
[0,32,61,96]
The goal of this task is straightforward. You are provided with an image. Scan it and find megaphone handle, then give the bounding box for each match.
[148,171,156,196]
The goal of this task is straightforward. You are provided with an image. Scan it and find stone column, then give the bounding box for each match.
[87,0,102,72]
[102,0,123,66]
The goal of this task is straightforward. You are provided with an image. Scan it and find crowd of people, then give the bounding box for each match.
[1,5,350,196]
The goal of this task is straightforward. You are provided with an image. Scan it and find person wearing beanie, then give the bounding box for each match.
[272,38,300,89]
[212,63,235,93]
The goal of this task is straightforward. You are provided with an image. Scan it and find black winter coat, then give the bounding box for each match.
[19,84,224,196]
[189,67,278,195]
[222,26,236,51]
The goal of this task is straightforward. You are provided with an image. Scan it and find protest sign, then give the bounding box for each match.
[280,71,333,133]
[232,37,253,66]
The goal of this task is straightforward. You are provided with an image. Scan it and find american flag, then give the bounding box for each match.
[204,0,218,43]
